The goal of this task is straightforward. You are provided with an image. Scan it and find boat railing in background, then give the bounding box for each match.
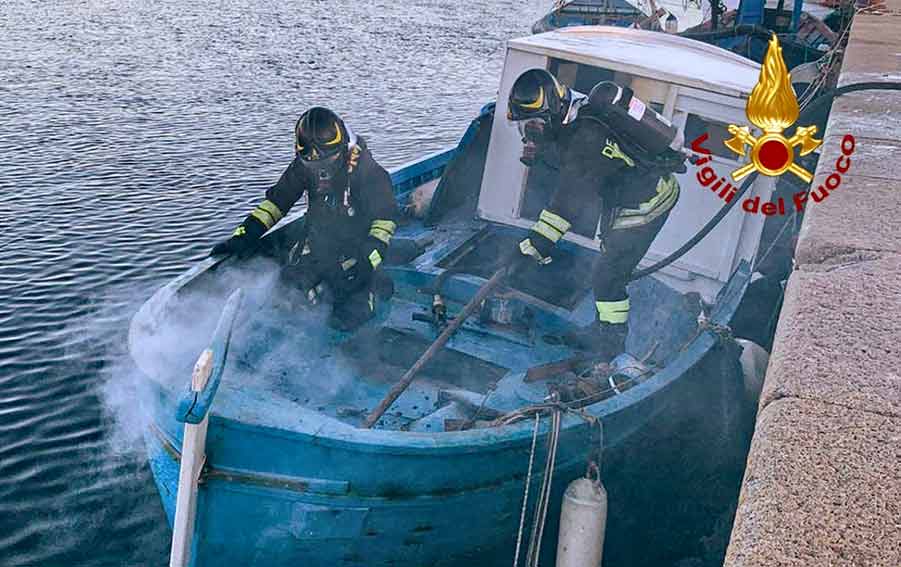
[388,147,456,198]
[169,288,244,567]
[388,102,494,198]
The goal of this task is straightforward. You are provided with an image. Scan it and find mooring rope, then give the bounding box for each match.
[511,397,567,567]
[513,413,541,567]
[525,401,561,567]
[751,210,798,274]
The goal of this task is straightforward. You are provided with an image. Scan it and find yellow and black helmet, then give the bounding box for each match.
[507,69,571,126]
[294,107,349,163]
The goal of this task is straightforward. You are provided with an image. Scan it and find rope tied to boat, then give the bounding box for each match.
[586,460,602,486]
[510,391,605,567]
[697,310,734,344]
[494,399,598,428]
[512,413,541,567]
[526,404,559,567]
[512,393,563,567]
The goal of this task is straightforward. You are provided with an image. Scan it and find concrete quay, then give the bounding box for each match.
[723,4,901,567]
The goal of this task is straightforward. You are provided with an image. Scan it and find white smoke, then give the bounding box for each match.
[91,253,367,457]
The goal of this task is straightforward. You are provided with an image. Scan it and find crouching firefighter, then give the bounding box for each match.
[507,69,686,361]
[211,107,399,331]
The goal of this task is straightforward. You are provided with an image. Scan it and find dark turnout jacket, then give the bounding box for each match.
[237,137,398,274]
[545,117,679,239]
[522,109,683,320]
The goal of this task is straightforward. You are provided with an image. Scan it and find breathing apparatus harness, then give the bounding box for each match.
[573,82,688,242]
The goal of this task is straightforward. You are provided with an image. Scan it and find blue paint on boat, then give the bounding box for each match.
[130,134,750,565]
[129,30,764,565]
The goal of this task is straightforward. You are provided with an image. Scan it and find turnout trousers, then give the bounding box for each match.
[591,210,670,325]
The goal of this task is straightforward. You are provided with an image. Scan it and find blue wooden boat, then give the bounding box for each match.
[131,28,770,566]
[531,0,705,34]
[677,0,843,67]
[535,0,844,67]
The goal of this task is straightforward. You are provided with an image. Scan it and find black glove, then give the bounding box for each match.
[210,220,265,257]
[513,231,555,268]
[332,255,371,295]
[281,257,320,291]
[335,235,389,294]
[210,232,258,257]
[508,231,556,278]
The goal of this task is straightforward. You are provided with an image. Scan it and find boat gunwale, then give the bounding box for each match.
[148,420,592,501]
[132,234,749,454]
[130,135,751,454]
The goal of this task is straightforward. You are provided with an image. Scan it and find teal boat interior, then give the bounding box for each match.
[130,28,774,567]
[131,26,770,444]
[132,212,711,435]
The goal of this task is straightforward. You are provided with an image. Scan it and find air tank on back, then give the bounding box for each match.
[586,82,683,155]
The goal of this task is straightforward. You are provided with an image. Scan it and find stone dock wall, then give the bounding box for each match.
[723,4,901,566]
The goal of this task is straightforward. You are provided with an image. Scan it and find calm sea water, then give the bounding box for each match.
[0,1,547,564]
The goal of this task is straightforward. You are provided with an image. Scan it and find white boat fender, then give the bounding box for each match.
[556,462,608,567]
[736,338,769,407]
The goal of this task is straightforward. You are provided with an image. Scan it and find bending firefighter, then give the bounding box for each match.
[211,107,398,331]
[508,69,686,361]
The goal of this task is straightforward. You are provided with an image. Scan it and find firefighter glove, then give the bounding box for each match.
[517,231,555,265]
[334,256,370,295]
[514,208,571,268]
[211,231,257,257]
[210,215,268,257]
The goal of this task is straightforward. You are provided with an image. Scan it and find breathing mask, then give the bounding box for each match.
[507,69,572,168]
[300,148,347,194]
[294,107,351,194]
[516,116,551,167]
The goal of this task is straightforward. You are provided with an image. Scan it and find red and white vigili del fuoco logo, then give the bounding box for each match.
[689,35,857,216]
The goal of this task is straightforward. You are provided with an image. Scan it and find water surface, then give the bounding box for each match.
[0,2,546,564]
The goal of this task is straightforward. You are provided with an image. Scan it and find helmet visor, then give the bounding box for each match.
[297,141,344,162]
[508,100,552,122]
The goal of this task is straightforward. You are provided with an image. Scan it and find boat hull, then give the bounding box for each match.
[135,98,755,563]
[145,416,589,567]
[143,316,750,567]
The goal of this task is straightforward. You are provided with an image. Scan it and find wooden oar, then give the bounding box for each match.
[363,267,509,428]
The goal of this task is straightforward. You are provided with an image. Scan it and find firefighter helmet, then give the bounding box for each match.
[295,107,349,161]
[294,107,351,192]
[507,69,571,127]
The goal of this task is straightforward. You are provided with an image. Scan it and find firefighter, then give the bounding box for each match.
[211,107,398,331]
[508,69,685,361]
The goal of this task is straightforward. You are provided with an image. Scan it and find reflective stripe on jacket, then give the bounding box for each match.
[612,174,680,230]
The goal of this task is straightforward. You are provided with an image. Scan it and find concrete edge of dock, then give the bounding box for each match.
[723,5,901,566]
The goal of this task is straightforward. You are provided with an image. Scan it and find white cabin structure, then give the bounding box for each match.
[479,26,769,302]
